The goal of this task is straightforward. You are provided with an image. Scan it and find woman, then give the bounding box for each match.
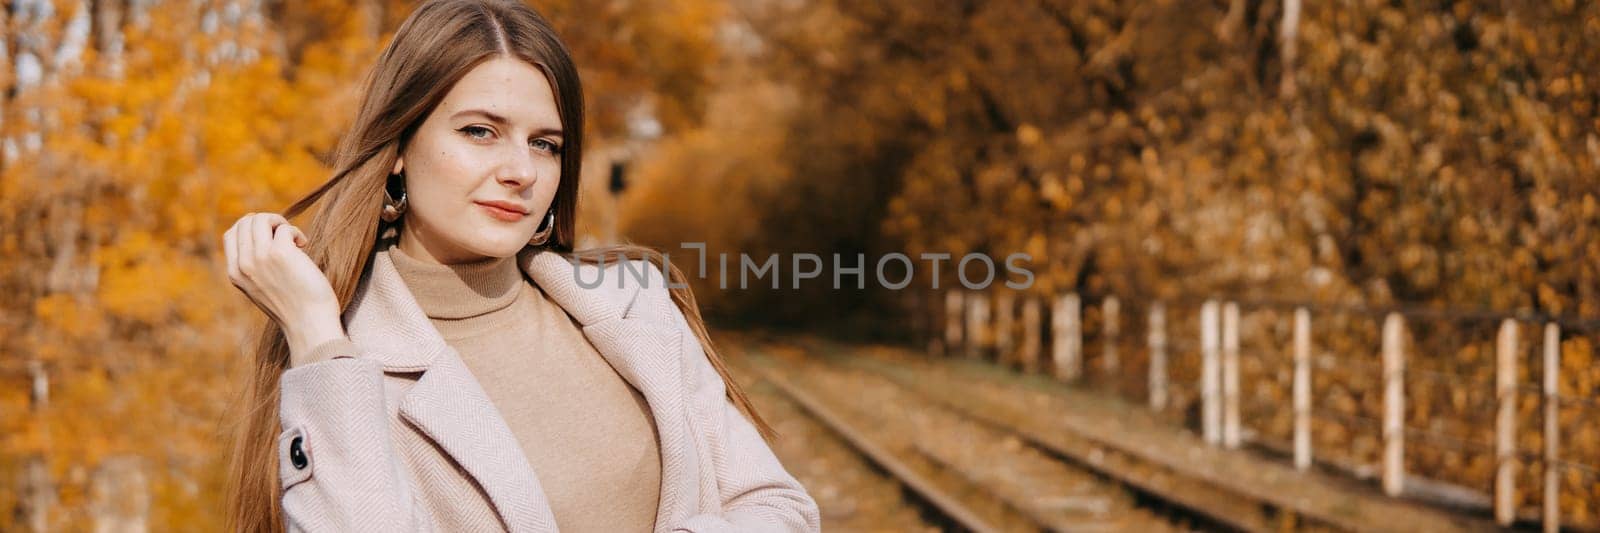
[219,0,819,531]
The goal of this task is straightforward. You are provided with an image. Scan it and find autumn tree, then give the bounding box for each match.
[1,0,724,529]
[620,0,1600,523]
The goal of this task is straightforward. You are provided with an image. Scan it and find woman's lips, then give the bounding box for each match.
[475,201,527,222]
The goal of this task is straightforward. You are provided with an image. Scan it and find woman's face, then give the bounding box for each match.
[393,56,565,265]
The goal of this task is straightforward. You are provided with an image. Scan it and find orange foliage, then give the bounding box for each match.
[1,0,720,528]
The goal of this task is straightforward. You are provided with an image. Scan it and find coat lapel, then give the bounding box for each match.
[524,250,701,532]
[344,250,556,532]
[400,354,558,532]
[343,247,699,533]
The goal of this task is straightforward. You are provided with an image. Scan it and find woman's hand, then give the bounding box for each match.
[223,212,347,363]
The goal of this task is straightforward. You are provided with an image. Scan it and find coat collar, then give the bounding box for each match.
[341,246,697,533]
[342,247,634,372]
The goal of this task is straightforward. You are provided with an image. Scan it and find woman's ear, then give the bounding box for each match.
[392,157,404,175]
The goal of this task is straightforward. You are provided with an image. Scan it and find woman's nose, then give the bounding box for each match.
[495,152,538,189]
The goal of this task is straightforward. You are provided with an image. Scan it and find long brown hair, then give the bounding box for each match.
[225,1,768,530]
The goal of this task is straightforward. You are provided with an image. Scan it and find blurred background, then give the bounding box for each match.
[1,0,1598,530]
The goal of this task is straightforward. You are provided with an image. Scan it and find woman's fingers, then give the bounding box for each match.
[224,224,241,282]
[249,213,275,265]
[272,222,304,251]
[226,210,311,293]
[230,212,297,281]
[221,212,344,348]
[236,213,256,273]
[288,225,308,248]
[259,212,290,232]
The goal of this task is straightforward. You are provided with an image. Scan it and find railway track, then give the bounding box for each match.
[733,340,1236,532]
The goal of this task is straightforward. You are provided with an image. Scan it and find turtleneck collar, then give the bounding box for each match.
[387,243,523,320]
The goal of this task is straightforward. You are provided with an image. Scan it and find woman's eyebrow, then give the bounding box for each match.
[450,108,563,137]
[451,108,510,126]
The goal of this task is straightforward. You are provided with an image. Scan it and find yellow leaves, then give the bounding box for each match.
[1103,196,1124,219]
[34,293,104,341]
[1016,124,1042,146]
[1536,283,1564,315]
[1549,76,1573,97]
[1023,233,1048,261]
[95,233,222,328]
[1040,172,1072,212]
[947,69,969,91]
[1559,336,1594,392]
[96,237,165,325]
[0,0,466,528]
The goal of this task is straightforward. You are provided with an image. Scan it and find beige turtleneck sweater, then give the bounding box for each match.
[386,244,662,532]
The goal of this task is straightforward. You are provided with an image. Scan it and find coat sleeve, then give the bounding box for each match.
[277,338,432,532]
[646,271,821,533]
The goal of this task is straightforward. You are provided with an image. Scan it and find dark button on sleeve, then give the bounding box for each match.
[277,426,313,489]
[289,436,308,470]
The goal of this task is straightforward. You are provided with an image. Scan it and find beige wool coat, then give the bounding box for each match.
[274,247,820,532]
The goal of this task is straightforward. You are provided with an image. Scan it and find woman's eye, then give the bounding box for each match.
[531,138,562,154]
[460,126,493,139]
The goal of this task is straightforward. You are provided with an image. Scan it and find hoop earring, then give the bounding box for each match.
[529,210,556,246]
[381,174,407,222]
